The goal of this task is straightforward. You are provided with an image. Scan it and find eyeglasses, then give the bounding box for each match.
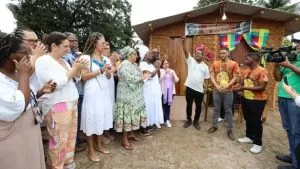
[23,39,38,44]
[68,40,78,42]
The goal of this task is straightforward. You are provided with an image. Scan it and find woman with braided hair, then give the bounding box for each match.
[0,32,55,169]
[80,32,113,162]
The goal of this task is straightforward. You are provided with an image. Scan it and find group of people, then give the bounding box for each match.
[181,36,300,169]
[0,29,180,169]
[181,37,267,154]
[0,27,300,169]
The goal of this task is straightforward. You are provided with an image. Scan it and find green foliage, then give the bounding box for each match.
[261,0,290,9]
[195,0,262,8]
[8,0,133,50]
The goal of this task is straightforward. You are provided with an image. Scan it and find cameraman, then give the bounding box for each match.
[274,40,300,169]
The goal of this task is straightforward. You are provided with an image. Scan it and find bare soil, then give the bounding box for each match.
[44,96,289,169]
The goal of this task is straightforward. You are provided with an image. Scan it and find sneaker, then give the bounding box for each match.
[250,144,262,154]
[277,164,292,169]
[218,118,224,122]
[227,131,235,141]
[237,137,253,144]
[183,120,192,128]
[207,126,218,133]
[193,121,201,130]
[156,123,161,129]
[275,154,292,164]
[166,120,172,128]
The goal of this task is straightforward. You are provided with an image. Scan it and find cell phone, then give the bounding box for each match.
[284,76,289,85]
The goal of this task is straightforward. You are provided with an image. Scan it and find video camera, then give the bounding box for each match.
[260,46,297,63]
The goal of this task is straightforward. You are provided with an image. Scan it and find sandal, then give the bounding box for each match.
[95,147,110,154]
[87,155,100,163]
[122,143,134,150]
[128,137,141,141]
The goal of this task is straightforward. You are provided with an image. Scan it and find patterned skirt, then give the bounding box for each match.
[114,101,147,133]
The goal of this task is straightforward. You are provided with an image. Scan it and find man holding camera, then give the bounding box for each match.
[274,39,300,169]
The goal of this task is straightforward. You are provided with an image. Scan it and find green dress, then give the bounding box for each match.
[114,60,147,132]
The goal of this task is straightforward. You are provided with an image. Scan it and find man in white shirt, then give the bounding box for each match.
[182,37,210,130]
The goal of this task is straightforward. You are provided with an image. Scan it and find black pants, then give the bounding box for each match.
[241,98,266,146]
[76,95,84,143]
[162,95,174,122]
[185,87,204,122]
[296,143,300,168]
[114,76,118,102]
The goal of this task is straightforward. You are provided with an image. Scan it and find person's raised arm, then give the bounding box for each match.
[181,37,189,59]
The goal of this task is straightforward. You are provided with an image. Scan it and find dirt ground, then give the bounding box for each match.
[44,96,289,169]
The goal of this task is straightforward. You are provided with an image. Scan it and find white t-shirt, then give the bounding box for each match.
[184,55,210,93]
[35,55,79,114]
[295,96,300,107]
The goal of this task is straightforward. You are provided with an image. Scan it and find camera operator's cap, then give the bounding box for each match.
[291,38,300,43]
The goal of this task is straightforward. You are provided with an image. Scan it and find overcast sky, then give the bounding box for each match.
[0,0,299,37]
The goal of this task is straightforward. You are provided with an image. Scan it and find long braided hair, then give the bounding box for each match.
[83,32,104,55]
[0,31,24,67]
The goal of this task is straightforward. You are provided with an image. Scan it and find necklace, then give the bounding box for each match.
[92,58,107,68]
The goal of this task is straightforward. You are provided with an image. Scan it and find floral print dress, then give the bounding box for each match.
[114,60,147,132]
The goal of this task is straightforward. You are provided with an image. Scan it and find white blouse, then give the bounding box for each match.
[35,55,79,114]
[296,96,300,107]
[159,68,179,94]
[0,72,37,122]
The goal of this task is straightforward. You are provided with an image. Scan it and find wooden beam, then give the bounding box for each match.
[148,23,153,33]
[284,17,299,25]
[250,9,265,19]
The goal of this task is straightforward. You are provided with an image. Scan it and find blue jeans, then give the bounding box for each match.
[76,95,84,143]
[278,97,300,168]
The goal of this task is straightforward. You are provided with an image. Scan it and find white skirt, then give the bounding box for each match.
[143,79,164,126]
[81,76,113,136]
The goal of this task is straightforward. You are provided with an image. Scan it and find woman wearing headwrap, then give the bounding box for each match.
[114,46,149,150]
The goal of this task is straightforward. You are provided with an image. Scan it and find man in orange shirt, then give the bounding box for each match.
[236,52,268,154]
[208,47,239,140]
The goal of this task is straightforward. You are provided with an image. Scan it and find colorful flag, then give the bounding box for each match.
[220,33,243,51]
[243,29,269,51]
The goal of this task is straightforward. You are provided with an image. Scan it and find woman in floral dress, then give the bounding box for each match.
[114,46,148,150]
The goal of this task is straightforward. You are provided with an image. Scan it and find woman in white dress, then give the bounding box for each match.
[139,51,164,128]
[81,32,113,162]
[101,42,115,142]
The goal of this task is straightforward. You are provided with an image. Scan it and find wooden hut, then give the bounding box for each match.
[133,1,300,111]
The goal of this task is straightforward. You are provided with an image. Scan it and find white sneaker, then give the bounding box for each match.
[218,118,224,122]
[237,137,253,144]
[156,123,161,129]
[166,120,172,128]
[250,144,262,154]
